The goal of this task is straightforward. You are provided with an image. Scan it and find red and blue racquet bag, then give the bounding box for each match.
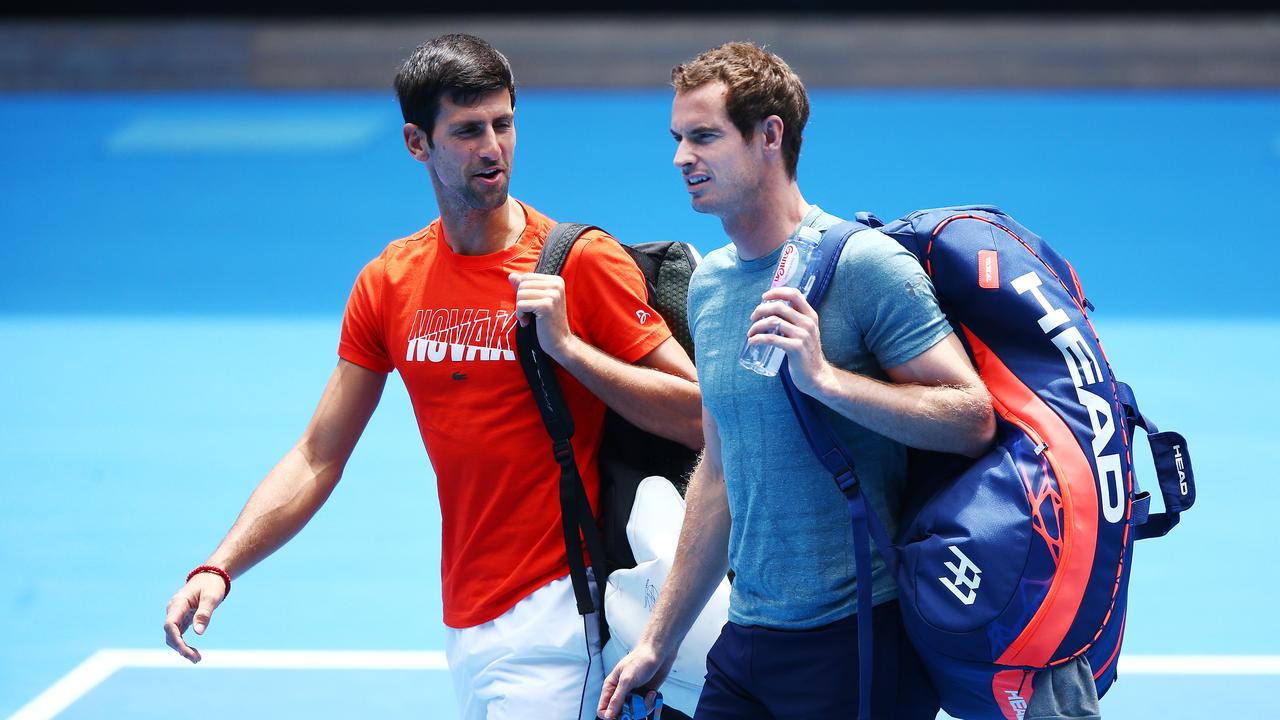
[781,206,1196,720]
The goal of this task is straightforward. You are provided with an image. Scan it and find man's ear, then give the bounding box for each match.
[404,123,431,161]
[760,115,785,154]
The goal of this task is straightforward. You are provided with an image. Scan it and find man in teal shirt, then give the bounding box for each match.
[599,42,996,719]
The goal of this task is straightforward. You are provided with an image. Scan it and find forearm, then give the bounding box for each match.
[811,367,994,457]
[205,442,343,578]
[639,456,731,656]
[554,337,703,450]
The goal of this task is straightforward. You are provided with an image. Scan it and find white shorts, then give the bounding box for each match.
[445,572,603,720]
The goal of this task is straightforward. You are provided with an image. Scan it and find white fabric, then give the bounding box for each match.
[445,572,603,720]
[603,476,732,715]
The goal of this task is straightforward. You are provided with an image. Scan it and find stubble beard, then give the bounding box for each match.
[432,168,510,216]
[465,177,509,211]
[691,179,737,219]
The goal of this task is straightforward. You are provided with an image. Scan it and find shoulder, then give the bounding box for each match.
[836,229,927,285]
[519,201,558,245]
[571,227,627,260]
[560,227,641,282]
[551,226,655,307]
[805,210,920,284]
[523,202,627,269]
[690,243,736,287]
[371,224,433,266]
[833,228,947,350]
[361,224,439,286]
[688,243,736,316]
[385,222,436,255]
[840,228,911,264]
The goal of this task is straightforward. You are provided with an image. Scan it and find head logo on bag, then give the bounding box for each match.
[1010,267,1125,524]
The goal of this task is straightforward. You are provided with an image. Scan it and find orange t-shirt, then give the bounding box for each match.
[338,201,671,628]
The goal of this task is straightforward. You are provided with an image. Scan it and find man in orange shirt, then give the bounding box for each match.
[162,34,702,720]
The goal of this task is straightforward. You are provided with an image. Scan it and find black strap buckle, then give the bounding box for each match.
[552,438,574,464]
[835,468,860,497]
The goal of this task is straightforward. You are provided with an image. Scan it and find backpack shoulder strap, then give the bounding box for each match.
[514,222,610,625]
[515,222,597,443]
[804,220,868,309]
[535,222,597,275]
[778,218,895,720]
[778,219,891,550]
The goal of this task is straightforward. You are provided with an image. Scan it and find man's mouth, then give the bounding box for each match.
[475,167,504,183]
[686,174,710,189]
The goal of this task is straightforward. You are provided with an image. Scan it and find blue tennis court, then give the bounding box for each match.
[2,90,1278,718]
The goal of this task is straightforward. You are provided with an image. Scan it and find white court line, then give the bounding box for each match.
[7,649,447,720]
[7,652,122,720]
[1120,655,1280,675]
[8,650,1279,720]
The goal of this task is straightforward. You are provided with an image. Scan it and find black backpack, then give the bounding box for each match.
[514,222,700,632]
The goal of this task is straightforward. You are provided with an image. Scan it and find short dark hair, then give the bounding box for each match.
[672,42,809,179]
[394,34,516,146]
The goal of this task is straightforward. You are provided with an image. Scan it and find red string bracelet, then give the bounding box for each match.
[187,565,231,598]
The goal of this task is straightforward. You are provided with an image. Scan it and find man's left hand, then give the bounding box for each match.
[509,272,578,361]
[746,286,834,397]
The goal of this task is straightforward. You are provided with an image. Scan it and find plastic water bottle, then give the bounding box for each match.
[738,225,824,377]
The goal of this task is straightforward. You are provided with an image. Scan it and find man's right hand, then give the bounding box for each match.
[158,362,387,665]
[597,643,675,720]
[163,572,228,663]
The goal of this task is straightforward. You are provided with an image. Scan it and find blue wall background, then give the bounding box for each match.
[4,90,1276,318]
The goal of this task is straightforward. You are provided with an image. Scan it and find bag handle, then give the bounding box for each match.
[1114,381,1196,540]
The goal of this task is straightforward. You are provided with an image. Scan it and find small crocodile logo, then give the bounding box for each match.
[451,372,468,381]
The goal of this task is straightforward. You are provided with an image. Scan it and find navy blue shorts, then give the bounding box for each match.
[693,600,939,719]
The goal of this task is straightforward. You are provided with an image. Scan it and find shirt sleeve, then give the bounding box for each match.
[561,231,673,363]
[842,229,954,370]
[338,257,395,373]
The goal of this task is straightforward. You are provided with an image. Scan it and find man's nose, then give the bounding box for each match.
[673,140,694,169]
[477,126,501,161]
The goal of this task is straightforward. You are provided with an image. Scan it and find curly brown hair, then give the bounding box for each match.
[671,42,809,179]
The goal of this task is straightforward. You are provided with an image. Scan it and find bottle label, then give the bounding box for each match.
[772,242,801,287]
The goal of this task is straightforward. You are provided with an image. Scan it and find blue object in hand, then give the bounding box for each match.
[619,690,663,720]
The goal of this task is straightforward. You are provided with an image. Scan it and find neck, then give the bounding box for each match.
[721,181,810,261]
[438,197,525,256]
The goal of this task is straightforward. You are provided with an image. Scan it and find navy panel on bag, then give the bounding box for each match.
[787,206,1197,720]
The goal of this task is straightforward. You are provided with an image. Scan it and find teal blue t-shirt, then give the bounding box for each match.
[688,205,953,629]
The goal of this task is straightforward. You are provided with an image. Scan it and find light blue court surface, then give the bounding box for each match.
[61,668,451,719]
[2,91,1279,718]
